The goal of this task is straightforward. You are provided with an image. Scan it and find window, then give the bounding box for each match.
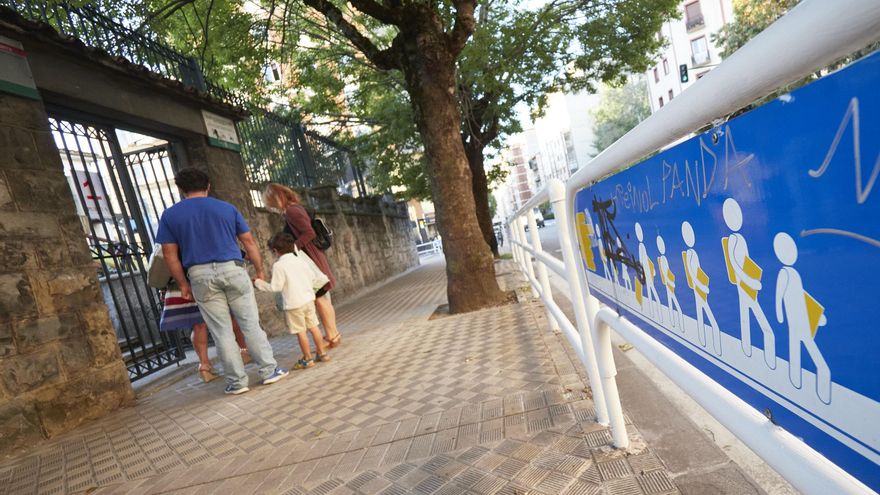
[653,68,659,83]
[663,59,669,75]
[691,36,709,66]
[658,96,664,108]
[685,1,704,31]
[668,89,674,100]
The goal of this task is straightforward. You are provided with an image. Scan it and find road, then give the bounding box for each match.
[523,218,561,255]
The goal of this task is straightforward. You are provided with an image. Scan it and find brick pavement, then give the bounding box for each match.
[0,257,682,494]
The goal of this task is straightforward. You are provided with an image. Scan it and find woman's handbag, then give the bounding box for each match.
[147,245,172,289]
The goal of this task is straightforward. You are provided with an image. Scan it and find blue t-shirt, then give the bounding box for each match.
[156,197,249,269]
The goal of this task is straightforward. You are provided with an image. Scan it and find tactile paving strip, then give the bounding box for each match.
[0,260,681,495]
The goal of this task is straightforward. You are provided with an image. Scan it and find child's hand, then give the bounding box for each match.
[254,279,272,292]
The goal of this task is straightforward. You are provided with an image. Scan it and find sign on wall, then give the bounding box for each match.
[0,35,39,100]
[574,51,880,490]
[202,110,241,152]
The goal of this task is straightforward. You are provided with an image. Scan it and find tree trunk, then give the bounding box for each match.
[398,19,506,313]
[464,140,499,257]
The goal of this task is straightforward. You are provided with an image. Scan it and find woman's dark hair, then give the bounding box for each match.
[175,168,210,193]
[268,232,297,254]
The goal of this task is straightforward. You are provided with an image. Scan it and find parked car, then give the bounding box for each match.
[493,222,504,246]
[534,208,545,228]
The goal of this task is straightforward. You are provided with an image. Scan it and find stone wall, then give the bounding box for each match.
[0,14,419,458]
[190,171,419,336]
[0,93,134,457]
[254,187,419,303]
[180,141,420,335]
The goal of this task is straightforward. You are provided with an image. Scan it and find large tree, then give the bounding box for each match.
[282,1,678,258]
[132,0,678,313]
[455,1,677,256]
[117,0,501,312]
[285,0,509,313]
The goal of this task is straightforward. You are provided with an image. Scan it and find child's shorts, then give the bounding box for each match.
[285,302,319,334]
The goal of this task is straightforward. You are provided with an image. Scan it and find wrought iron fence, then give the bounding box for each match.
[0,0,245,107]
[304,131,369,197]
[3,0,372,195]
[238,109,316,189]
[237,109,371,196]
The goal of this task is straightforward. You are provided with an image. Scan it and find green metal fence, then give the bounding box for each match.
[1,0,369,195]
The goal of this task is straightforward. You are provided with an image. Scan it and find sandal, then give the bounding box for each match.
[293,357,315,370]
[315,352,331,363]
[199,366,220,383]
[324,335,342,349]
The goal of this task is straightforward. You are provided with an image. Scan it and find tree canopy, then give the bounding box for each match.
[87,0,681,313]
[712,0,877,111]
[713,0,799,58]
[591,76,650,154]
[272,0,679,200]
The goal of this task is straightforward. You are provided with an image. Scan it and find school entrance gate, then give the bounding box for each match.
[49,111,185,381]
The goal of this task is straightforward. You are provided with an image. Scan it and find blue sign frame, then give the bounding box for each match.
[573,51,880,490]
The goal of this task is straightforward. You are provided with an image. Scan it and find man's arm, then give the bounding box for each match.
[238,232,265,281]
[162,243,191,300]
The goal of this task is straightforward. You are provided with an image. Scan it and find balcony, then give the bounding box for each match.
[686,15,705,32]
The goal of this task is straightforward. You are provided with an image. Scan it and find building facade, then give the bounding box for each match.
[495,91,601,218]
[646,0,734,113]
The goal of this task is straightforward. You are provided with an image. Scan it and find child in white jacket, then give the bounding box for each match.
[255,232,331,369]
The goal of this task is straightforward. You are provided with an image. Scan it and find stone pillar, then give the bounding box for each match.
[0,93,134,456]
[181,136,286,330]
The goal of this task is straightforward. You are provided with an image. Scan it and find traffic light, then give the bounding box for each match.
[679,64,689,83]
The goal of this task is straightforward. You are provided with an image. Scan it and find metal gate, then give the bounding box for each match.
[49,116,185,381]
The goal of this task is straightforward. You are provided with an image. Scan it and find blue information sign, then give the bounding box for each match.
[573,51,880,489]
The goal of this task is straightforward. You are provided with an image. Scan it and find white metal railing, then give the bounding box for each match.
[416,238,443,256]
[509,184,610,426]
[508,1,880,494]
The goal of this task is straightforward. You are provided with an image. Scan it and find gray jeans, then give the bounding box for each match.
[188,261,277,387]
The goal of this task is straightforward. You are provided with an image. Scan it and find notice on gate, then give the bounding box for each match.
[202,110,241,152]
[573,51,880,489]
[0,35,39,100]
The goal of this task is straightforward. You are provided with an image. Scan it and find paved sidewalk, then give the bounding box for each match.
[0,257,719,494]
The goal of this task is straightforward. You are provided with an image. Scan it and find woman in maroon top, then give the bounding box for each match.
[264,183,341,347]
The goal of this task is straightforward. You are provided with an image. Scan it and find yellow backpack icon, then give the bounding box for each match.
[683,251,709,300]
[722,236,762,300]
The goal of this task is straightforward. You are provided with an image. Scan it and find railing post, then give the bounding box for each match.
[520,215,539,298]
[548,179,610,425]
[594,308,629,448]
[509,219,520,265]
[180,56,207,92]
[513,217,526,274]
[526,209,559,331]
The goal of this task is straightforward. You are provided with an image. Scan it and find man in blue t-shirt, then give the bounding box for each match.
[156,168,287,394]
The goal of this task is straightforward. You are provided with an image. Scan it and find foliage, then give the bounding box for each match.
[713,0,800,59]
[269,0,678,200]
[591,76,651,153]
[457,0,680,189]
[115,0,678,202]
[712,0,878,113]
